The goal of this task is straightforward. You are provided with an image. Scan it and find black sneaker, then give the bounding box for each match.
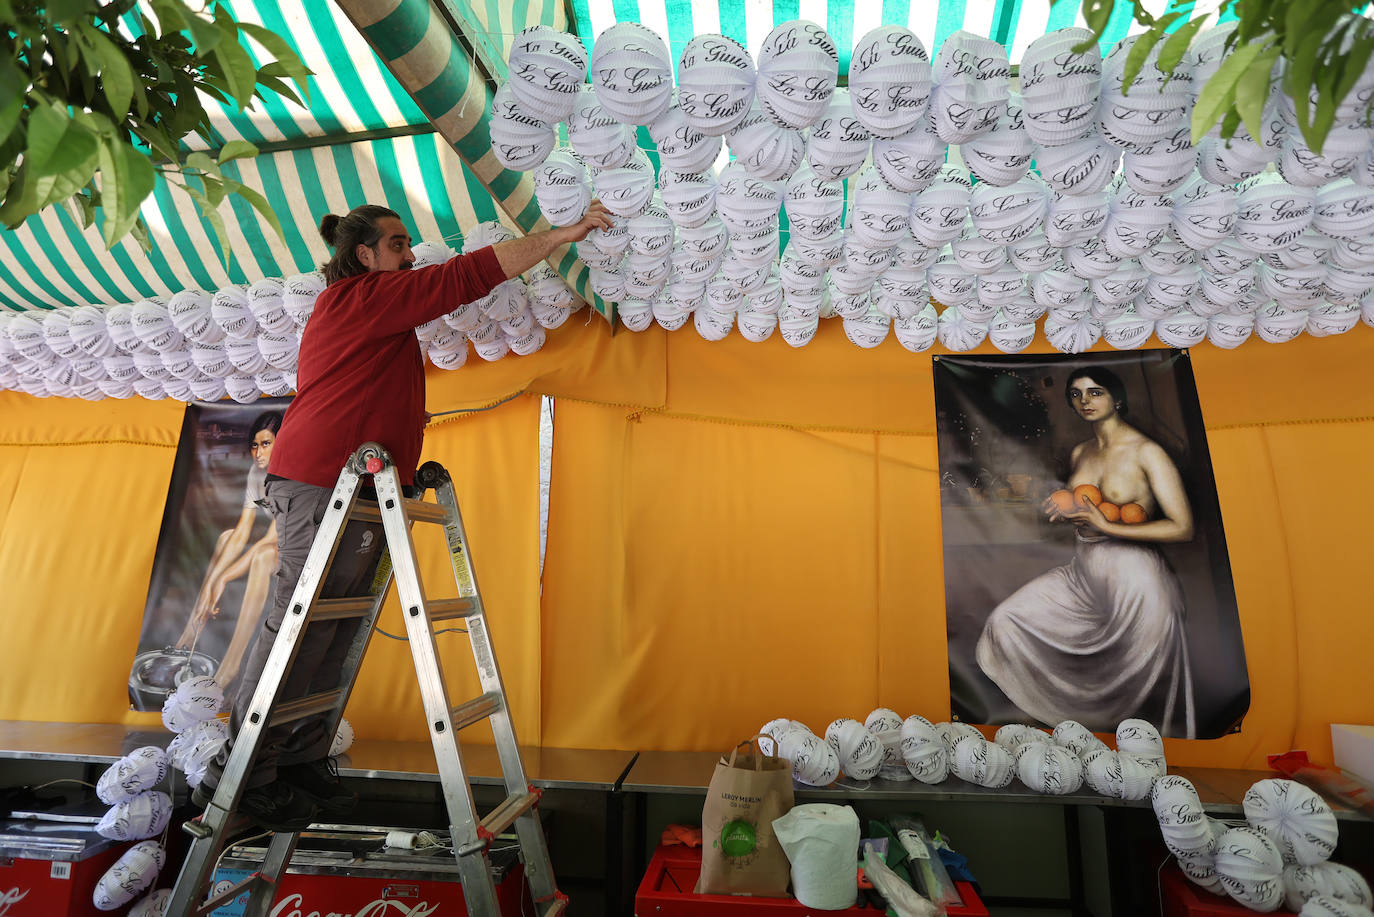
[237,783,321,832]
[278,758,357,818]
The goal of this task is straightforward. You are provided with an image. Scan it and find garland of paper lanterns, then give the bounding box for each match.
[0,227,581,402]
[499,18,1374,354]
[756,707,1371,916]
[85,676,357,913]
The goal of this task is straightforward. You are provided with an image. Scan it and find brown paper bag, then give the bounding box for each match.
[695,736,795,897]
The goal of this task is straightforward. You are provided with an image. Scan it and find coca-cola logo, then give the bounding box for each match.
[0,888,30,917]
[271,894,443,917]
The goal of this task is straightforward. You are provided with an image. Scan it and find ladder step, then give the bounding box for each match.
[479,791,540,841]
[543,898,567,917]
[428,597,478,622]
[351,497,449,525]
[269,689,343,727]
[449,691,503,730]
[195,872,269,916]
[311,596,376,622]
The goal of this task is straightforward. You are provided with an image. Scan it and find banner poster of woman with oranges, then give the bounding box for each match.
[932,350,1249,739]
[127,399,292,713]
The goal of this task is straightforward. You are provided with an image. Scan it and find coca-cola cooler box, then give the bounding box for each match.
[0,818,125,916]
[209,826,530,917]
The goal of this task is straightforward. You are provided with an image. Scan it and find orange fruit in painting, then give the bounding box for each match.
[1120,502,1148,524]
[1098,501,1121,523]
[1048,490,1077,514]
[1072,484,1102,508]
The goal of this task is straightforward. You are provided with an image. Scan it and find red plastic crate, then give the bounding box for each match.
[635,843,989,917]
[1160,863,1297,917]
[0,845,123,917]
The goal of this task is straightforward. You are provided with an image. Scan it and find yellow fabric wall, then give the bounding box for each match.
[0,320,1370,771]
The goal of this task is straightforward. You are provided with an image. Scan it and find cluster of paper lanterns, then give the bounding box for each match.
[498,18,1374,353]
[0,230,580,402]
[754,711,1173,799]
[1156,774,1372,915]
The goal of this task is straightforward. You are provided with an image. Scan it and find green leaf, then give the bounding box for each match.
[218,139,258,165]
[184,8,224,55]
[1286,26,1327,134]
[1235,44,1280,145]
[1157,15,1210,85]
[237,21,312,102]
[0,162,41,228]
[211,19,257,110]
[1190,39,1267,143]
[129,217,152,253]
[185,151,220,177]
[45,0,94,26]
[231,181,286,245]
[254,72,303,108]
[1332,29,1374,119]
[76,22,135,123]
[39,150,98,211]
[0,60,23,148]
[1081,0,1115,45]
[96,136,156,249]
[203,174,227,208]
[184,183,231,263]
[1122,22,1170,98]
[25,103,101,178]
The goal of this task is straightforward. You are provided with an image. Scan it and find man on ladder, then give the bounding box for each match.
[194,199,610,830]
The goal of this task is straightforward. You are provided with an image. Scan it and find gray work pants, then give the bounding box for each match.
[206,477,371,790]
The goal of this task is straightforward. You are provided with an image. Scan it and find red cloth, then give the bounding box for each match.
[268,246,507,486]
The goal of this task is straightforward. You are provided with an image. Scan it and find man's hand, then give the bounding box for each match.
[556,199,613,245]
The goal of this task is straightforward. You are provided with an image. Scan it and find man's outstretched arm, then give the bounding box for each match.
[491,200,614,280]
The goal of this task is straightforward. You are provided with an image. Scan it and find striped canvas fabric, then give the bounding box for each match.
[0,0,1235,314]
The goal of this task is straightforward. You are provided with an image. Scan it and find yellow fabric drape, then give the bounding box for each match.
[0,324,1371,773]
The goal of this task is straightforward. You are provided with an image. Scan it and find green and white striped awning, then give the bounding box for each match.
[1,0,1240,313]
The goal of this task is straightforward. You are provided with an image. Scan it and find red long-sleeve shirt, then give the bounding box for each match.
[268,246,507,487]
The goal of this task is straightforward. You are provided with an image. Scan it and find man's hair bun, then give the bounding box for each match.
[319,213,343,247]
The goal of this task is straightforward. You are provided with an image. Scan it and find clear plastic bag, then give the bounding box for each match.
[890,815,962,911]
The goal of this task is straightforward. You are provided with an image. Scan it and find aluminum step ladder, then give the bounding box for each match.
[165,442,565,917]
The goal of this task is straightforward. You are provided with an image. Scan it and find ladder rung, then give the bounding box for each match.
[351,498,449,525]
[269,689,343,727]
[195,873,268,915]
[478,792,540,841]
[311,596,376,622]
[449,691,502,730]
[428,597,478,622]
[543,899,567,917]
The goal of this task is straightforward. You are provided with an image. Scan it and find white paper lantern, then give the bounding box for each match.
[568,87,634,170]
[1244,779,1340,866]
[648,94,722,173]
[210,286,258,341]
[969,175,1048,245]
[489,83,556,171]
[1299,896,1374,917]
[96,790,172,841]
[593,148,656,218]
[1037,136,1121,196]
[825,718,884,780]
[1020,28,1101,147]
[779,304,820,347]
[533,150,593,228]
[911,166,972,248]
[964,95,1034,186]
[1279,118,1370,188]
[93,841,166,911]
[282,273,324,327]
[726,102,805,181]
[128,889,171,917]
[1045,190,1108,248]
[97,746,171,805]
[677,34,755,136]
[677,215,729,262]
[131,299,184,352]
[756,20,838,129]
[1099,35,1192,152]
[507,25,587,123]
[1122,128,1196,195]
[1284,863,1374,913]
[591,22,674,126]
[930,30,1008,144]
[849,166,911,247]
[716,161,782,232]
[1215,825,1285,912]
[1235,173,1316,253]
[246,277,293,335]
[848,26,932,139]
[937,306,987,350]
[778,728,841,787]
[951,736,1015,788]
[784,165,845,238]
[1016,742,1084,795]
[807,89,871,182]
[872,116,945,192]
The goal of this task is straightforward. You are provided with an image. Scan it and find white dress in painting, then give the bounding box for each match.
[975,528,1197,738]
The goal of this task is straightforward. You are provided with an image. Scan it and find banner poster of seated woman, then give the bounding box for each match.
[932,350,1249,739]
[128,399,292,712]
